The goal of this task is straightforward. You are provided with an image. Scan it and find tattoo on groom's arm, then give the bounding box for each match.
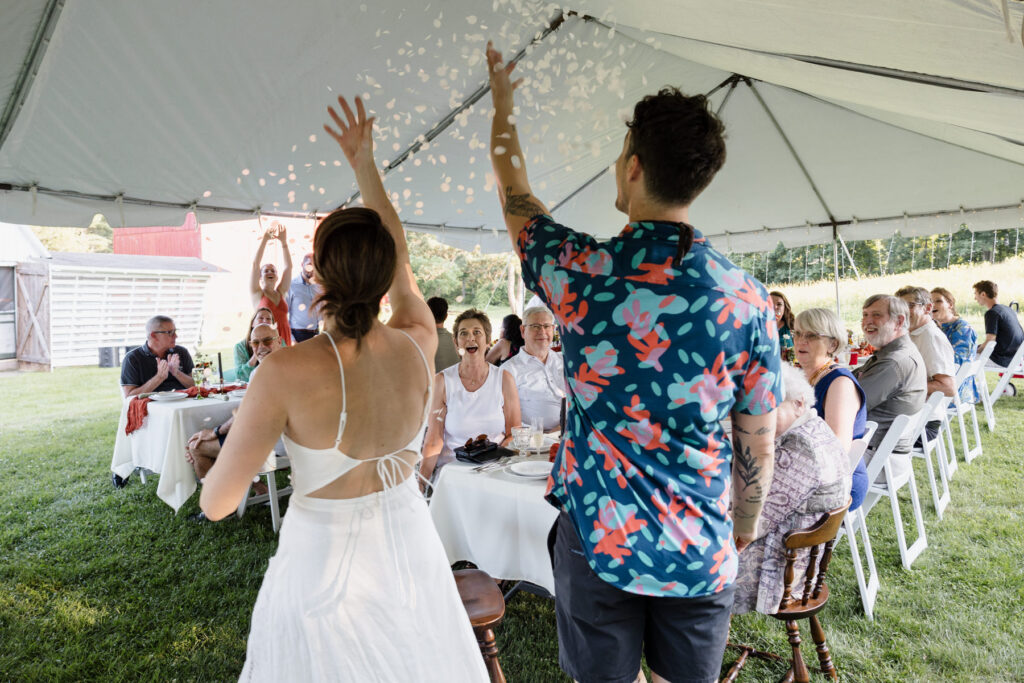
[503,186,545,218]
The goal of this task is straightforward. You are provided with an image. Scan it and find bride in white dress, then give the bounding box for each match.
[200,95,489,682]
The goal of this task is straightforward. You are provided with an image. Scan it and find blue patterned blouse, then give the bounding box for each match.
[939,319,979,404]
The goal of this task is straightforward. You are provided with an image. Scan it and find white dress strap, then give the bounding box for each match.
[321,330,348,447]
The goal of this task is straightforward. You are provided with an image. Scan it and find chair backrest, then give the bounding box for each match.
[778,499,852,611]
[861,421,878,445]
[847,438,868,471]
[973,342,996,374]
[923,390,952,424]
[863,413,917,485]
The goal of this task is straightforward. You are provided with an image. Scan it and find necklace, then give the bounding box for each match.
[459,364,487,388]
[807,360,836,386]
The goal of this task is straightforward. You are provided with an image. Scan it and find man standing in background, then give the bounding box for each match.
[286,252,322,343]
[428,296,460,371]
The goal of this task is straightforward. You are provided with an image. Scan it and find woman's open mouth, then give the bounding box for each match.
[464,344,479,354]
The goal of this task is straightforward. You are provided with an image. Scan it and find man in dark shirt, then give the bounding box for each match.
[973,280,1024,368]
[120,315,196,397]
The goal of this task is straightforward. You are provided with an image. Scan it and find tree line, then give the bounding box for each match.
[728,225,1024,285]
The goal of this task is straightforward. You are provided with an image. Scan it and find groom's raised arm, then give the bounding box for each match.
[486,41,550,254]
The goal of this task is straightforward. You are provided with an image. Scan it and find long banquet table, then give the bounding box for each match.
[110,394,242,512]
[429,458,559,596]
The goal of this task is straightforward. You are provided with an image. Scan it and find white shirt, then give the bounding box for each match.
[909,322,956,381]
[440,364,507,467]
[502,349,565,431]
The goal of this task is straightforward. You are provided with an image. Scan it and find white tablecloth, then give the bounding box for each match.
[110,395,242,512]
[429,459,560,595]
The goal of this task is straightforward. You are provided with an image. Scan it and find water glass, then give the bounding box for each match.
[511,426,531,458]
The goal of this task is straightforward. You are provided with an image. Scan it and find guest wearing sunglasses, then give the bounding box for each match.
[120,315,195,398]
[502,306,565,432]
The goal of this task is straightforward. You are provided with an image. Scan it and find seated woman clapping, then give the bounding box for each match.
[793,307,869,511]
[421,308,521,482]
[732,365,851,615]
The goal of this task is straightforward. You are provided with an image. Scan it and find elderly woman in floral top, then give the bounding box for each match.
[732,365,851,615]
[931,287,980,404]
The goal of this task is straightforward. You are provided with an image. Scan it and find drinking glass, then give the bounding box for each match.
[511,426,531,458]
[529,417,545,450]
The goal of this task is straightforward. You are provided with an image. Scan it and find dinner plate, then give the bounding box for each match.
[509,461,552,478]
[150,391,187,402]
[228,389,247,398]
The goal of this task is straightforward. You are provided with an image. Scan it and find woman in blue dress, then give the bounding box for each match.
[793,307,868,510]
[931,287,980,404]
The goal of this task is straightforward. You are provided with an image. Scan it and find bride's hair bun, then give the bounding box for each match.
[313,207,396,348]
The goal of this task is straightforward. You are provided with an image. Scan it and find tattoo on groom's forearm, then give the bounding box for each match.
[503,186,545,218]
[734,443,763,488]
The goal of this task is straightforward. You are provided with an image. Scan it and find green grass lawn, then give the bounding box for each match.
[1,367,1022,681]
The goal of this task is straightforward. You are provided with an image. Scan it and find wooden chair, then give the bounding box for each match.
[235,455,292,532]
[721,501,851,683]
[454,568,507,683]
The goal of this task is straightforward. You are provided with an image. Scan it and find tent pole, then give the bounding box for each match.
[832,224,841,317]
[0,0,65,152]
[837,232,860,279]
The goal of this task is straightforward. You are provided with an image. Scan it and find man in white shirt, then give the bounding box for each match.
[502,305,565,431]
[896,286,956,441]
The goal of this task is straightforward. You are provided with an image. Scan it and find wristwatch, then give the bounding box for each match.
[213,424,222,438]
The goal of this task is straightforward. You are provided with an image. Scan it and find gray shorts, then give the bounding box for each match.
[551,512,735,683]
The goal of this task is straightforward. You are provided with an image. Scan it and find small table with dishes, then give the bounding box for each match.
[110,389,245,512]
[429,445,560,596]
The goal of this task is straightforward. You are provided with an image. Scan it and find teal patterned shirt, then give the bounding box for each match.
[519,214,781,598]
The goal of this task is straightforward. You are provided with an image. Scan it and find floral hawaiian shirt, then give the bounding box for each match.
[939,318,980,404]
[518,214,781,598]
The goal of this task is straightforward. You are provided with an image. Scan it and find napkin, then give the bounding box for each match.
[125,397,152,435]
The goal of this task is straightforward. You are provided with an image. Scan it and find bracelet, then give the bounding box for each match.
[213,424,221,438]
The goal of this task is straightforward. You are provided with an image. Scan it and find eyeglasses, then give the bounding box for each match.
[251,336,279,347]
[791,331,822,342]
[525,323,554,331]
[152,329,178,336]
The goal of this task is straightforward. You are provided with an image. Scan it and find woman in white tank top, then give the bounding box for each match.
[421,308,521,480]
[199,96,488,682]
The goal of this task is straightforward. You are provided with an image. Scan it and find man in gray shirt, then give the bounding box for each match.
[427,296,460,371]
[853,294,927,464]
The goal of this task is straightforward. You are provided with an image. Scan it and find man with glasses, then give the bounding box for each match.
[120,315,195,398]
[502,306,565,431]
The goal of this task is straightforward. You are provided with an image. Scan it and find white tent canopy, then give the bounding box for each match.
[2,0,1023,254]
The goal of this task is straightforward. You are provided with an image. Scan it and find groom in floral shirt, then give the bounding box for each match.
[487,42,781,683]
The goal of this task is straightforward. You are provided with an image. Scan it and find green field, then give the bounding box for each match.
[2,364,1023,681]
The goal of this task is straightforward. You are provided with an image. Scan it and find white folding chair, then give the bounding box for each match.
[840,437,879,620]
[971,343,997,432]
[947,351,987,465]
[861,411,928,570]
[981,343,1024,430]
[236,454,293,533]
[910,393,952,520]
[861,420,878,446]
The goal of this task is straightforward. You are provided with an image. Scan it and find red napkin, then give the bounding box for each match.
[125,397,153,435]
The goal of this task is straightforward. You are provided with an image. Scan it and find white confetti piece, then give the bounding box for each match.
[308,134,317,143]
[242,168,250,175]
[493,145,507,155]
[510,155,522,169]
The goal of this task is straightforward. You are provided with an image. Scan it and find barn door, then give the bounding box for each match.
[15,261,51,368]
